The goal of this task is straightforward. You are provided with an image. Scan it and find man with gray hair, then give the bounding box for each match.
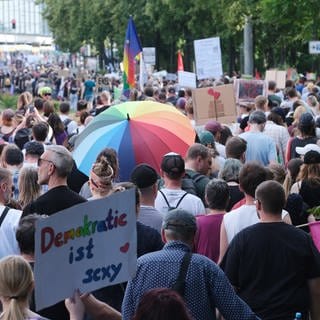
[239,110,277,166]
[122,209,259,320]
[22,145,86,217]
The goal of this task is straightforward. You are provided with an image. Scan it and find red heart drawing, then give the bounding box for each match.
[213,91,220,100]
[120,242,129,253]
[207,88,215,96]
[207,88,220,100]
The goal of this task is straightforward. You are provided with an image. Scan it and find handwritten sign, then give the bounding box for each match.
[34,189,137,311]
[192,84,237,125]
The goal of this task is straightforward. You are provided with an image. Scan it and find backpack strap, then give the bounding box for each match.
[159,190,171,208]
[171,252,192,298]
[0,206,10,228]
[175,192,188,207]
[191,172,206,184]
[159,190,188,209]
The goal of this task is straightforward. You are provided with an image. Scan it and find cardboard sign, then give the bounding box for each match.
[178,71,196,88]
[265,70,286,89]
[194,37,223,80]
[192,84,237,125]
[34,189,137,311]
[234,79,267,104]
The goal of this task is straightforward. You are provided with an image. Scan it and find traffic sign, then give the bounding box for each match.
[309,41,320,54]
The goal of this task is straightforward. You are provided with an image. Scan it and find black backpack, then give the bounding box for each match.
[159,190,188,211]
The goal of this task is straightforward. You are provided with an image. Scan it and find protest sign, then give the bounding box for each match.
[265,69,286,89]
[143,47,156,65]
[178,71,196,88]
[234,79,267,103]
[194,37,223,80]
[34,189,137,311]
[166,73,177,81]
[192,84,237,125]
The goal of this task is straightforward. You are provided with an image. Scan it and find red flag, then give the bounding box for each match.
[177,51,184,71]
[255,69,261,80]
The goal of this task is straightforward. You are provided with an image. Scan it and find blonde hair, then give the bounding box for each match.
[90,156,114,196]
[17,92,33,110]
[0,256,33,320]
[18,167,41,209]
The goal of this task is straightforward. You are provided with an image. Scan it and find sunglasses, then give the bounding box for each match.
[38,158,55,167]
[44,93,51,96]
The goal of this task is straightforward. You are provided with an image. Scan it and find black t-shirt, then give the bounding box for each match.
[299,180,320,209]
[226,184,244,212]
[289,136,318,160]
[220,222,320,320]
[22,185,87,217]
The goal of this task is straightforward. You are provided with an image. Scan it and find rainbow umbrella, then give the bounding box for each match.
[73,101,196,181]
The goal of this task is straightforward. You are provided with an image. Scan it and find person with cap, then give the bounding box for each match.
[204,120,226,158]
[286,112,318,163]
[220,180,320,320]
[130,163,163,233]
[155,152,205,216]
[239,110,277,166]
[264,107,290,165]
[290,145,320,222]
[38,86,52,101]
[122,208,259,320]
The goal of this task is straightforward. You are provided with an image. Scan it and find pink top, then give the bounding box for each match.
[194,213,224,263]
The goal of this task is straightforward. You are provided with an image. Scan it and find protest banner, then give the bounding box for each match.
[192,84,237,125]
[265,69,286,89]
[34,189,137,311]
[194,37,223,80]
[178,71,196,88]
[234,79,267,104]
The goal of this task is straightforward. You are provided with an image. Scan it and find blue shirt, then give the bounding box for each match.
[239,131,277,166]
[122,241,259,320]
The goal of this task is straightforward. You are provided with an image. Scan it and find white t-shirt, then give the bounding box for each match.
[223,204,289,244]
[0,206,22,259]
[155,188,205,216]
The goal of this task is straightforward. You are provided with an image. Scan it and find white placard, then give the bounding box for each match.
[34,189,137,311]
[309,41,320,54]
[143,47,156,65]
[178,71,197,88]
[166,73,177,81]
[194,37,223,80]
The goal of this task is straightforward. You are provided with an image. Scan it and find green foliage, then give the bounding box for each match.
[39,0,320,73]
[0,94,18,110]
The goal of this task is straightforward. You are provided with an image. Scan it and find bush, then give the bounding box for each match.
[0,94,18,110]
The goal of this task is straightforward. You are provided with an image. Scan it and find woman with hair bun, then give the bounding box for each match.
[0,255,47,320]
[88,156,115,200]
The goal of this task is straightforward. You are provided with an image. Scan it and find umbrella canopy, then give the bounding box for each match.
[73,101,196,181]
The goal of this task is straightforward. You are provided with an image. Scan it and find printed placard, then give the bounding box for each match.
[194,37,223,80]
[34,189,137,311]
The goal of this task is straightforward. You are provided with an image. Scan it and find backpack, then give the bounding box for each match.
[159,190,188,211]
[63,118,72,133]
[184,171,208,202]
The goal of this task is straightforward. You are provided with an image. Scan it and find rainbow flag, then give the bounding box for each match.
[123,17,142,97]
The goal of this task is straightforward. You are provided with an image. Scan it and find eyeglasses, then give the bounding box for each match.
[37,158,55,167]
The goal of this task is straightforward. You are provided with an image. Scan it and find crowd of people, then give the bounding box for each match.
[0,72,320,320]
